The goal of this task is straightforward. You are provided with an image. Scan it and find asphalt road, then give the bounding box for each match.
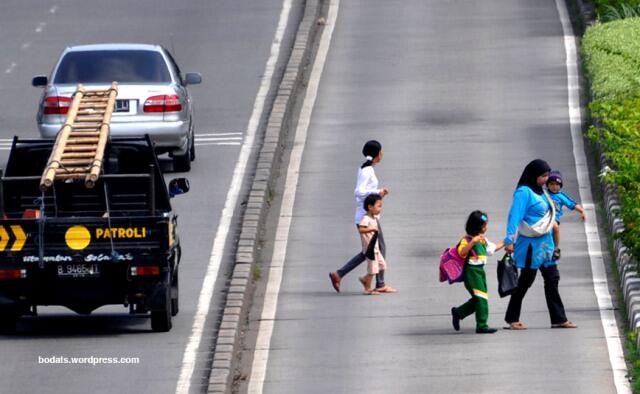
[248,0,623,393]
[0,1,300,393]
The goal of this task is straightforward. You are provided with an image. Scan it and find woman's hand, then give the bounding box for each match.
[380,187,389,197]
[505,244,514,254]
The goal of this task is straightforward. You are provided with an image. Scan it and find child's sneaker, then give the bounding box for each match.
[451,307,460,331]
[552,248,561,261]
[476,327,498,334]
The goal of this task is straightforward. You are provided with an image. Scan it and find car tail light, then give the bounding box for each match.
[130,266,160,276]
[0,269,26,279]
[143,95,182,113]
[43,96,72,115]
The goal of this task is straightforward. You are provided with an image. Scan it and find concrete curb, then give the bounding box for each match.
[567,0,640,348]
[206,0,322,392]
[597,150,640,345]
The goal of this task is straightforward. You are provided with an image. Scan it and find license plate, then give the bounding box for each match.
[115,99,130,113]
[57,263,100,278]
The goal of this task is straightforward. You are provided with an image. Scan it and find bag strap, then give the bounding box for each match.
[542,188,557,225]
[457,235,477,261]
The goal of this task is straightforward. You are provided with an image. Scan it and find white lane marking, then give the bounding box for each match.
[247,1,339,392]
[195,132,243,137]
[555,0,631,392]
[0,140,241,149]
[5,63,17,74]
[21,42,32,50]
[174,0,293,392]
[35,22,46,33]
[195,142,241,146]
[49,5,58,14]
[195,137,242,142]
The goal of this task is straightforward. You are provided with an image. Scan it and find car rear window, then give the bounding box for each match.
[53,50,172,84]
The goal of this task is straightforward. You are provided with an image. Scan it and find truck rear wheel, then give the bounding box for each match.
[151,285,172,332]
[0,308,18,334]
[171,270,179,317]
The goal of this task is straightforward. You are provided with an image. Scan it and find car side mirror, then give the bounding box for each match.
[184,73,202,85]
[169,178,190,197]
[32,75,48,87]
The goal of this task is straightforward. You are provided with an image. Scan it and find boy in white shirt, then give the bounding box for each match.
[358,194,387,295]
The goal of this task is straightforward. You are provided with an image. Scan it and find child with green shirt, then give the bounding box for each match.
[451,210,504,334]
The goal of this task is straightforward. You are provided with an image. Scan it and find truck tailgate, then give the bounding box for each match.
[0,216,170,264]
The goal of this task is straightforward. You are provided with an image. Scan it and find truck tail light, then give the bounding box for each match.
[0,269,27,279]
[143,95,182,113]
[43,96,72,115]
[130,266,160,276]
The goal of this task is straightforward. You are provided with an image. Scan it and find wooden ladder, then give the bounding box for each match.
[40,82,118,191]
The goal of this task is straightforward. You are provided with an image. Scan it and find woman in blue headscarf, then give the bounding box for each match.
[503,159,576,330]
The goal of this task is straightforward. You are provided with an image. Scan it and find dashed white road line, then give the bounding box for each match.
[196,132,243,137]
[174,0,293,392]
[195,137,242,141]
[35,22,46,33]
[49,5,58,14]
[195,142,241,146]
[0,134,244,150]
[555,0,631,393]
[5,63,17,74]
[246,1,339,393]
[21,42,32,50]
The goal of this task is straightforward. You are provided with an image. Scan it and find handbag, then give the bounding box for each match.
[497,253,518,297]
[364,231,378,260]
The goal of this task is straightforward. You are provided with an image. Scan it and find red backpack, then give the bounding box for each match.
[439,237,475,284]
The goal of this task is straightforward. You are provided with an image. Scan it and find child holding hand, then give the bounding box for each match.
[451,211,504,334]
[358,194,387,295]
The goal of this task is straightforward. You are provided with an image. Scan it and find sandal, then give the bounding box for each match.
[363,289,380,295]
[375,285,398,293]
[551,321,577,329]
[504,321,527,330]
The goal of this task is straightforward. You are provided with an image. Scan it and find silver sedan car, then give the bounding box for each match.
[32,43,201,172]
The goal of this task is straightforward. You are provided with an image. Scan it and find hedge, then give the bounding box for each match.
[582,18,640,260]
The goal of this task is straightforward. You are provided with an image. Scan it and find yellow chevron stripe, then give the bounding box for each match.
[10,225,26,251]
[0,226,8,251]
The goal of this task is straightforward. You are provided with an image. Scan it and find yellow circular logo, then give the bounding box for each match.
[65,225,91,250]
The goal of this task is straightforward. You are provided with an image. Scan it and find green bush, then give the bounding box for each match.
[581,18,640,100]
[587,99,640,258]
[583,18,640,259]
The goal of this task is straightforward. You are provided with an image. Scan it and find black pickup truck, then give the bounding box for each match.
[0,136,188,332]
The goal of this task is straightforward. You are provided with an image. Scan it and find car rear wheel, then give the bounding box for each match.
[173,133,193,172]
[190,128,196,161]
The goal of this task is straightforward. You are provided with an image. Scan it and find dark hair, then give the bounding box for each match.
[363,193,382,212]
[361,140,382,169]
[465,210,488,236]
[517,159,551,195]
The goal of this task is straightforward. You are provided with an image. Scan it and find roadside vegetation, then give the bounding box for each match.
[581,9,640,392]
[582,17,640,264]
[593,0,640,21]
